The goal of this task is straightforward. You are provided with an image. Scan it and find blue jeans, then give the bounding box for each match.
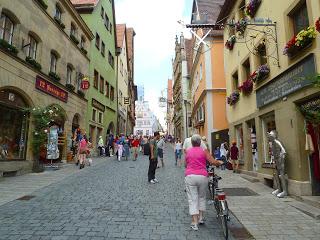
[221,156,227,170]
[175,150,182,164]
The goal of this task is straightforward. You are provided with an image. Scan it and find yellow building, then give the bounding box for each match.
[218,0,320,196]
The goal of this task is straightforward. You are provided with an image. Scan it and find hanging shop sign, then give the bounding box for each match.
[256,54,316,108]
[92,98,105,112]
[81,76,90,90]
[35,76,68,102]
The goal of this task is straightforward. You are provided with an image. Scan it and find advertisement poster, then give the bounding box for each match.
[47,126,59,160]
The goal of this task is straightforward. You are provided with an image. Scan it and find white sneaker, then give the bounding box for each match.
[153,178,159,183]
[190,223,198,231]
[150,180,156,184]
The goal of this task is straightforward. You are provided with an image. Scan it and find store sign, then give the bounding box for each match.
[35,76,68,102]
[92,98,105,112]
[81,77,90,90]
[256,54,316,108]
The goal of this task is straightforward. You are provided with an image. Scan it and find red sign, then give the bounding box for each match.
[81,80,90,90]
[35,76,68,102]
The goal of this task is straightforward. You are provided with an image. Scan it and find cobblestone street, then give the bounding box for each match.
[0,147,238,240]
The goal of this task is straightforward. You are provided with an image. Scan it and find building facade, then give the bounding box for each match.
[71,0,117,149]
[189,0,228,152]
[116,24,129,135]
[0,0,93,175]
[134,101,159,137]
[218,0,320,196]
[172,34,192,141]
[166,79,174,136]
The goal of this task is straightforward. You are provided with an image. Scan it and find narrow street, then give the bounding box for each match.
[0,146,240,240]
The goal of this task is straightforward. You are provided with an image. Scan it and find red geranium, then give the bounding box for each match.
[316,18,320,33]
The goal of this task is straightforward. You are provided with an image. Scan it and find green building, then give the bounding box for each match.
[71,0,117,149]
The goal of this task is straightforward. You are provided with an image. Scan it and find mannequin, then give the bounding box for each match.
[268,130,288,198]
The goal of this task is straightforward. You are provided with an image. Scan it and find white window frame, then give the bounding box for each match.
[98,111,103,124]
[50,52,57,73]
[0,13,14,44]
[28,35,37,59]
[55,5,62,20]
[67,65,72,84]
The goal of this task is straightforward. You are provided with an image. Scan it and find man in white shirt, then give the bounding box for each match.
[157,136,165,167]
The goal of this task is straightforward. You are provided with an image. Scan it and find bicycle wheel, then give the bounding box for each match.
[221,214,229,240]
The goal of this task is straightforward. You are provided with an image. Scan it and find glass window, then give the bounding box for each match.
[28,35,38,59]
[232,71,239,91]
[92,109,96,121]
[261,113,276,163]
[242,58,251,81]
[101,41,105,56]
[94,70,98,89]
[50,52,57,73]
[101,6,104,18]
[55,5,62,20]
[0,13,14,44]
[110,23,113,33]
[110,86,114,101]
[80,36,85,48]
[105,81,109,98]
[292,2,309,34]
[100,76,104,94]
[105,14,109,30]
[67,65,72,84]
[95,33,100,49]
[70,23,76,36]
[108,51,114,68]
[98,112,103,124]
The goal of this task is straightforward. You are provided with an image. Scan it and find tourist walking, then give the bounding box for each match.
[123,138,130,161]
[131,137,140,161]
[78,134,88,169]
[148,132,160,184]
[117,138,124,162]
[230,141,239,173]
[157,136,165,167]
[184,134,223,230]
[98,136,104,156]
[220,142,228,170]
[175,138,182,166]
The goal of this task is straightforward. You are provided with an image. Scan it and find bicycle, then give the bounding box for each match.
[207,165,230,240]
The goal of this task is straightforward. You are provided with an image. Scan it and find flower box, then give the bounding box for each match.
[227,91,240,105]
[77,90,85,98]
[245,0,262,18]
[70,34,79,45]
[234,18,247,35]
[54,17,65,29]
[49,71,61,82]
[26,56,42,71]
[80,47,87,55]
[239,79,253,95]
[36,0,48,10]
[65,83,75,92]
[252,64,270,83]
[225,35,236,50]
[283,27,316,58]
[0,39,18,55]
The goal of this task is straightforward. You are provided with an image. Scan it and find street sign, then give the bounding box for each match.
[124,97,130,105]
[81,77,90,90]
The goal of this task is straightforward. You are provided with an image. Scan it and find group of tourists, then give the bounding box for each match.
[72,128,92,169]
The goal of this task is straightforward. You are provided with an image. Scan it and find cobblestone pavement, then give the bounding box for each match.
[0,147,238,240]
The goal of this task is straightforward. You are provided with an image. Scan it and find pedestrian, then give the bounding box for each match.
[157,135,165,167]
[201,136,210,153]
[148,131,160,184]
[175,138,183,166]
[117,138,123,162]
[185,134,223,231]
[98,136,104,156]
[131,137,140,161]
[107,133,114,157]
[230,141,239,173]
[123,138,130,161]
[220,142,228,170]
[78,134,88,169]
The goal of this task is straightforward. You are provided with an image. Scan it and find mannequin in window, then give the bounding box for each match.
[268,130,288,198]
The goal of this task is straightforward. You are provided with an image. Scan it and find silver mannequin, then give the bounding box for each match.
[268,130,288,198]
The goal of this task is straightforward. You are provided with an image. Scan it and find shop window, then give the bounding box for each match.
[261,113,276,163]
[92,109,96,122]
[0,13,14,44]
[105,81,109,98]
[290,2,309,35]
[0,90,28,161]
[235,124,244,164]
[93,69,98,89]
[27,34,38,59]
[98,112,103,124]
[100,76,104,94]
[95,33,100,49]
[242,58,251,81]
[101,41,105,57]
[50,52,58,73]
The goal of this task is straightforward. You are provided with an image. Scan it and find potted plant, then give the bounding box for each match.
[316,18,320,33]
[77,89,85,98]
[225,35,236,50]
[36,0,48,10]
[0,39,18,55]
[70,34,79,45]
[283,26,316,57]
[235,18,247,35]
[252,64,270,83]
[239,79,254,95]
[80,47,87,55]
[227,91,240,105]
[54,17,65,29]
[25,56,42,71]
[49,71,61,82]
[65,83,75,92]
[245,0,262,18]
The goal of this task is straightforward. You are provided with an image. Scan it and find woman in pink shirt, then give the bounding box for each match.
[185,134,223,230]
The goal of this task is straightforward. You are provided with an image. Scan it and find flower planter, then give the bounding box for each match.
[77,90,85,98]
[80,47,87,55]
[245,0,262,18]
[54,17,65,29]
[26,56,42,71]
[70,34,79,45]
[286,40,313,58]
[252,64,270,83]
[225,35,236,50]
[36,0,48,10]
[235,19,247,35]
[0,39,18,55]
[239,79,253,95]
[65,83,75,92]
[227,91,240,106]
[49,71,61,82]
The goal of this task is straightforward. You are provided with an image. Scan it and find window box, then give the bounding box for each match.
[0,39,18,55]
[239,79,253,95]
[65,83,75,92]
[283,27,316,58]
[25,56,42,71]
[70,34,79,45]
[251,64,270,83]
[80,47,87,55]
[77,89,85,98]
[225,35,236,50]
[227,91,240,105]
[35,0,48,10]
[231,18,247,35]
[49,71,61,82]
[54,16,65,29]
[245,0,261,18]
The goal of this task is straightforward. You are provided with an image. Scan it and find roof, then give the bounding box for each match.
[185,39,193,75]
[216,0,236,23]
[116,24,126,48]
[126,28,136,61]
[70,0,99,6]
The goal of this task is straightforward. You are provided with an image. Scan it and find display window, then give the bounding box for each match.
[0,90,29,161]
[261,113,276,163]
[235,124,244,164]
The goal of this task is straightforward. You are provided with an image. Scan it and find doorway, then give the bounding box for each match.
[247,120,258,172]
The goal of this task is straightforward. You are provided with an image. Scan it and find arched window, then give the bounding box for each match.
[66,64,73,84]
[0,13,14,44]
[27,34,38,59]
[50,51,58,73]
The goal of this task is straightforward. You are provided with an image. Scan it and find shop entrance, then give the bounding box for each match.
[247,120,258,172]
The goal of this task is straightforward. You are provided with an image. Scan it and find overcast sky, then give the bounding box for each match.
[115,0,193,129]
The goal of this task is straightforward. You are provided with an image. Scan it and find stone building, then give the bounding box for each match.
[218,0,320,196]
[166,79,174,137]
[0,0,93,176]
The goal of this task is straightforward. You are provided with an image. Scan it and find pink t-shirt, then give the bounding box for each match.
[185,147,208,177]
